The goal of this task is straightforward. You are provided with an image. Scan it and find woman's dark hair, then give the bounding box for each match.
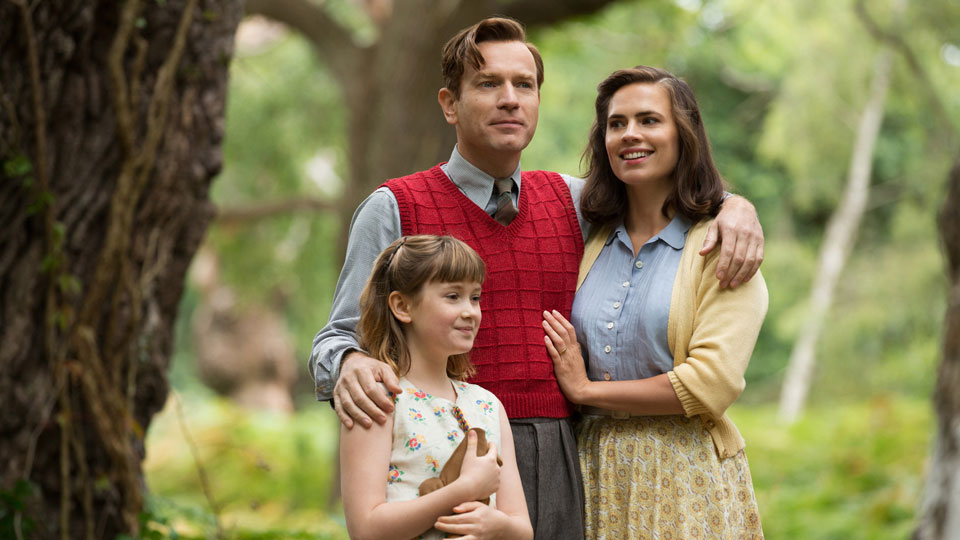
[358,235,486,380]
[580,66,725,227]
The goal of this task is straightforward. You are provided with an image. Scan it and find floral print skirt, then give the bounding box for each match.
[577,414,763,539]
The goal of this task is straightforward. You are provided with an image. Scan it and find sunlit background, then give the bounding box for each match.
[140,0,960,537]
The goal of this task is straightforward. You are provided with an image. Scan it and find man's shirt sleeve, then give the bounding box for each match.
[561,173,590,241]
[308,187,401,400]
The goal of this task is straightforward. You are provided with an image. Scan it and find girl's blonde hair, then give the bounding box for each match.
[358,235,486,380]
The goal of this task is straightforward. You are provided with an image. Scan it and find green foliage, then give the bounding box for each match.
[144,393,932,539]
[202,33,348,362]
[143,395,346,539]
[0,479,36,539]
[736,397,932,539]
[3,154,32,177]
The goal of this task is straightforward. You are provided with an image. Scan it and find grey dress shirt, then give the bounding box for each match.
[309,146,588,399]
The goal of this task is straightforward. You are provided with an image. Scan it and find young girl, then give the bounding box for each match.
[340,235,532,540]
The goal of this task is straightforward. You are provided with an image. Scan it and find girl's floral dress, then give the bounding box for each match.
[385,377,503,540]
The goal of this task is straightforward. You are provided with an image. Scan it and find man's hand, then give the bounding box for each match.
[700,195,764,288]
[333,351,403,429]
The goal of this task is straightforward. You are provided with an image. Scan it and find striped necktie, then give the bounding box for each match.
[493,177,518,226]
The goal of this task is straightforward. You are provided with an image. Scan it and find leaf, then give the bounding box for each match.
[3,154,32,177]
[26,190,54,216]
[55,308,72,331]
[58,274,81,296]
[94,475,111,492]
[41,254,59,274]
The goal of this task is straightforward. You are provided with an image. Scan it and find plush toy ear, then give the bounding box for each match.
[388,290,413,324]
[418,477,444,497]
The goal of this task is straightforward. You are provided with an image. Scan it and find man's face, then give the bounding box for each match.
[439,40,540,172]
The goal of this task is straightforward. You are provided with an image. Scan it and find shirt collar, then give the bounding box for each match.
[660,215,692,250]
[442,146,522,208]
[610,214,692,250]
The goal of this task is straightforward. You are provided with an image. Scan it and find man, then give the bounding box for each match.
[311,17,764,539]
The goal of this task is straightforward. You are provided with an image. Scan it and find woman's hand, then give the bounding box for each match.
[434,501,510,540]
[455,429,501,502]
[542,310,591,404]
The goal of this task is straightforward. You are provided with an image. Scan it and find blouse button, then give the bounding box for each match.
[607,322,614,329]
[604,345,612,353]
[603,372,611,381]
[613,301,621,309]
[635,260,644,269]
[622,281,630,287]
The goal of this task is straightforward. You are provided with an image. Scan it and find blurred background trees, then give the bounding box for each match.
[2,0,959,538]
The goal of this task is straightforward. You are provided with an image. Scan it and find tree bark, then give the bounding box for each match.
[912,157,960,539]
[778,46,893,423]
[0,0,242,538]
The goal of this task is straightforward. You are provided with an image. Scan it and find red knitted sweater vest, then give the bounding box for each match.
[383,164,583,418]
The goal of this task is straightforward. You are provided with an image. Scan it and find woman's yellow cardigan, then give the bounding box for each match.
[577,219,768,458]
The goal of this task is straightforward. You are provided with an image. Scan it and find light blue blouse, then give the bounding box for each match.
[570,215,691,382]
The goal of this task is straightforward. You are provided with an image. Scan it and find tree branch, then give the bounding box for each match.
[244,0,360,80]
[497,0,624,28]
[854,0,958,142]
[215,196,338,225]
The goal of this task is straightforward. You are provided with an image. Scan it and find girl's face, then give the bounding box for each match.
[604,82,679,190]
[404,279,483,360]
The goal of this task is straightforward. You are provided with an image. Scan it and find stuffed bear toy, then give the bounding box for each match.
[418,427,503,505]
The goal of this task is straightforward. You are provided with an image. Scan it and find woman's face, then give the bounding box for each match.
[604,82,679,190]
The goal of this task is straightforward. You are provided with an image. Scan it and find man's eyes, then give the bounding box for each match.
[478,80,534,89]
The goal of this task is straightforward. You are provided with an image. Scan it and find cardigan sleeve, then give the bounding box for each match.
[668,250,768,419]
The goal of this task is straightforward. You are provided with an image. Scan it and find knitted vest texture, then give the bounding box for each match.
[384,164,583,418]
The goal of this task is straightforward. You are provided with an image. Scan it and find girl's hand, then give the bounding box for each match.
[542,310,591,403]
[455,430,500,502]
[434,501,509,540]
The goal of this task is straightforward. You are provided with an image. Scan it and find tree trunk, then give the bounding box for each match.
[778,46,893,423]
[339,1,466,243]
[912,157,960,539]
[0,1,242,538]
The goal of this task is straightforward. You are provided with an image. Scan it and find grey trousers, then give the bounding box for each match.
[510,417,585,540]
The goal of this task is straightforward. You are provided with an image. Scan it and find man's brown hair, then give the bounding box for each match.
[441,17,544,97]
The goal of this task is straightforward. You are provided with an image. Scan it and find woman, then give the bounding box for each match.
[542,66,767,539]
